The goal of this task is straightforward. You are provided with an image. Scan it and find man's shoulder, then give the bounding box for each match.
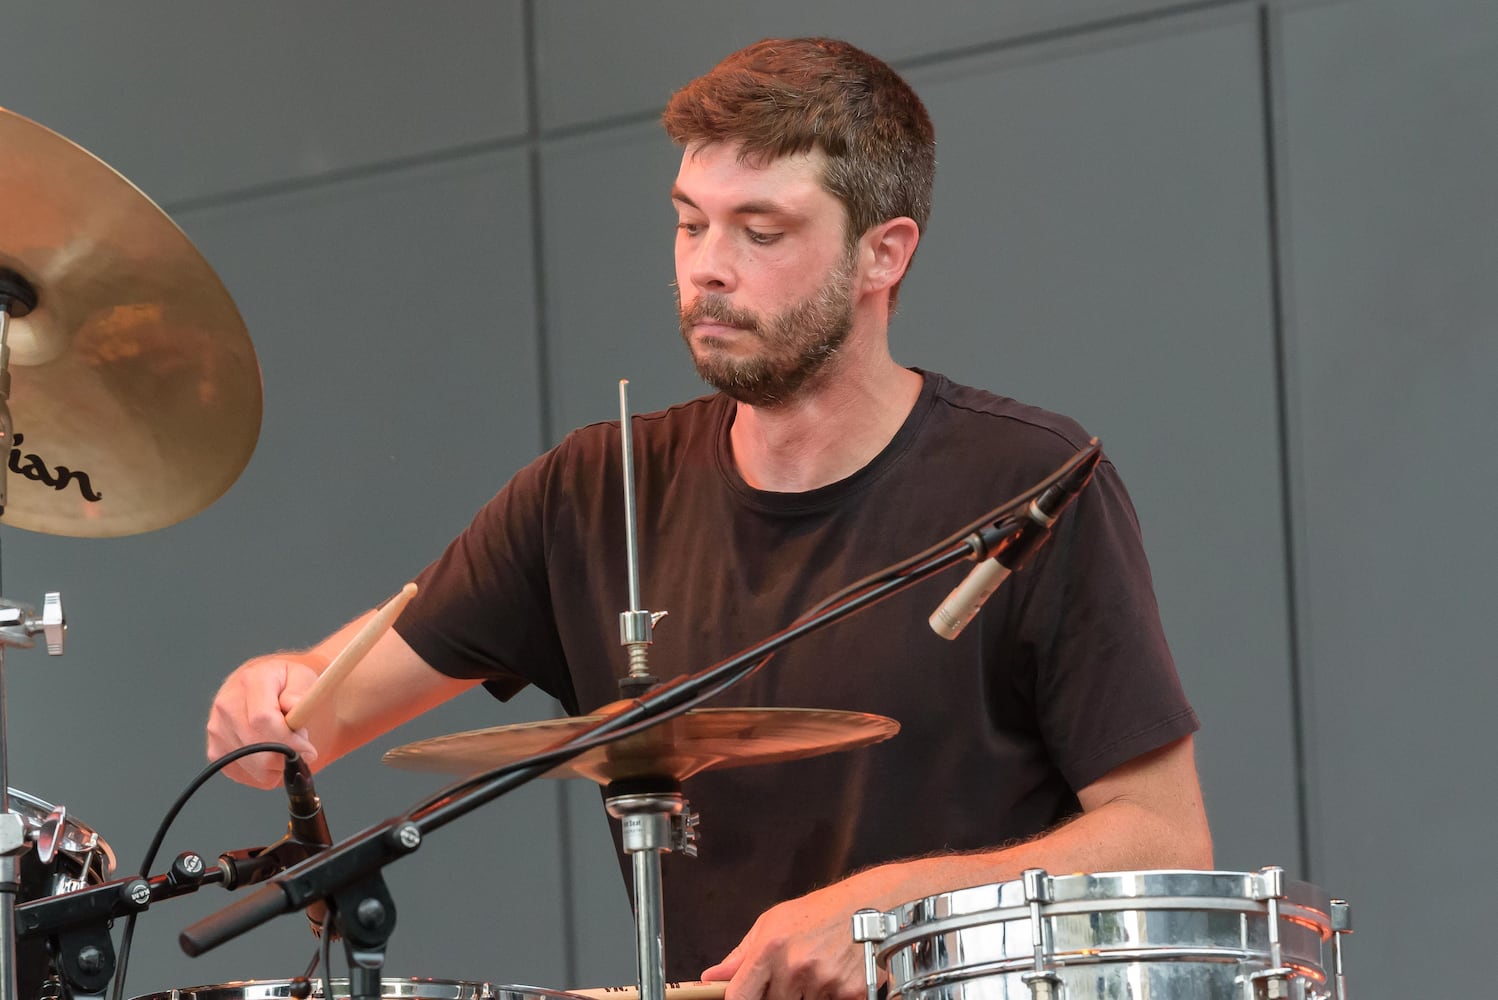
[921,371,1094,457]
[552,391,728,461]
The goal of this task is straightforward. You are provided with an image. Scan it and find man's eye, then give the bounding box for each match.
[746,230,782,245]
[677,222,703,236]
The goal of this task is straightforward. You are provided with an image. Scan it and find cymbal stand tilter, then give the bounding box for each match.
[610,380,696,1000]
[0,273,69,1000]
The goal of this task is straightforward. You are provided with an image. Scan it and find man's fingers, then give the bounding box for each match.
[723,957,773,1000]
[701,939,746,983]
[206,657,322,788]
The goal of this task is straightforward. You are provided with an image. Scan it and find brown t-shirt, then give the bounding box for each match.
[397,370,1198,977]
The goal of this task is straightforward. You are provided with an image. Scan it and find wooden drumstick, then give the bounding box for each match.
[284,582,418,731]
[566,984,727,1000]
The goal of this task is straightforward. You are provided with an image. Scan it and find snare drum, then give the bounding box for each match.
[9,787,116,1000]
[9,787,116,895]
[856,868,1353,1000]
[131,981,586,1000]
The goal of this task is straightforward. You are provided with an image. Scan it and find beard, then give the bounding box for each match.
[677,248,857,408]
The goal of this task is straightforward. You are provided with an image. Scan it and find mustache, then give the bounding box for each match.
[680,295,761,333]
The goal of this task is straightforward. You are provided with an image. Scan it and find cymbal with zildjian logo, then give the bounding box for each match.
[0,107,261,537]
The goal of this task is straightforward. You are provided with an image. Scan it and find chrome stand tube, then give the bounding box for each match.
[630,836,666,1000]
[607,792,696,1000]
[616,380,664,689]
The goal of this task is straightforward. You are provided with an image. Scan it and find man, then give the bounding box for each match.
[207,37,1211,1000]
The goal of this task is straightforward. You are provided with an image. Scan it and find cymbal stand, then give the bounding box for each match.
[613,380,686,1000]
[616,380,666,698]
[605,780,699,1000]
[0,274,70,1000]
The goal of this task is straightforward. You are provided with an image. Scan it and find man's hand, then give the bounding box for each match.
[206,655,322,788]
[701,879,874,1000]
[204,611,480,790]
[696,735,1212,1000]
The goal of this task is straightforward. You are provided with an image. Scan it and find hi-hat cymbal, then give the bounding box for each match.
[382,707,900,784]
[0,107,260,537]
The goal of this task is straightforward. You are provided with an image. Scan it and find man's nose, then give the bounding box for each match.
[687,230,736,293]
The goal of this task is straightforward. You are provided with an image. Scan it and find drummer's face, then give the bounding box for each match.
[672,142,859,406]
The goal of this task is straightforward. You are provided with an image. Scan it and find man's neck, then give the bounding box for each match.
[729,356,924,493]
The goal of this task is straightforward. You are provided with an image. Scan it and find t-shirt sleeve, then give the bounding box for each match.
[394,438,579,711]
[1006,458,1199,791]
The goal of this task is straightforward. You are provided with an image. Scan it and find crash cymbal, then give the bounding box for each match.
[382,707,900,784]
[0,107,260,537]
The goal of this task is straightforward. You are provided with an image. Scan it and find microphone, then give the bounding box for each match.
[282,753,334,936]
[929,441,1102,640]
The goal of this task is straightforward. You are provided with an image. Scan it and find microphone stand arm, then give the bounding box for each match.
[176,522,1011,971]
[16,852,221,1000]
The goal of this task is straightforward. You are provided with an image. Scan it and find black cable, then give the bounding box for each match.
[804,440,1102,620]
[320,906,334,1000]
[111,742,299,1000]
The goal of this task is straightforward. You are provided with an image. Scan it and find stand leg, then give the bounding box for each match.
[0,644,19,1000]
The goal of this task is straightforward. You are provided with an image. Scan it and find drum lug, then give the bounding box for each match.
[1020,971,1063,1000]
[851,909,897,1000]
[1252,866,1287,902]
[1329,899,1353,1000]
[1020,868,1059,998]
[1249,968,1303,1000]
[850,907,896,944]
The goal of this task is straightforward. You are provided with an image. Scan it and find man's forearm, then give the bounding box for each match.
[832,793,1213,916]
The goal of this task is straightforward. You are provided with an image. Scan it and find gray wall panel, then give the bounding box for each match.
[900,7,1298,870]
[562,782,635,986]
[534,0,1232,130]
[539,122,702,434]
[1279,0,1498,993]
[1,1,527,205]
[3,150,567,991]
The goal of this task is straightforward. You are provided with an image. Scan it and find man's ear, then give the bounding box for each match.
[861,216,921,295]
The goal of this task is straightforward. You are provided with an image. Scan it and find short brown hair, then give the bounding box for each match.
[663,38,936,247]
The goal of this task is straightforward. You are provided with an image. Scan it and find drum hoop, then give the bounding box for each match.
[890,872,1328,918]
[876,895,1332,962]
[5,787,117,879]
[892,947,1328,996]
[131,979,519,1000]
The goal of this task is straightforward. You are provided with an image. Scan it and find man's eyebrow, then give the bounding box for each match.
[670,187,802,219]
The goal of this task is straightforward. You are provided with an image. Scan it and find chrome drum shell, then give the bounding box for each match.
[875,870,1335,1000]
